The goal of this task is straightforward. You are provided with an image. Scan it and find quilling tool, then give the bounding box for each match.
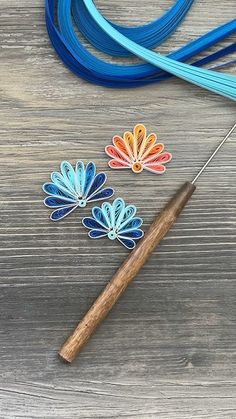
[59,122,236,363]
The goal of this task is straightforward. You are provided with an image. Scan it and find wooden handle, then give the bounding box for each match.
[59,182,196,363]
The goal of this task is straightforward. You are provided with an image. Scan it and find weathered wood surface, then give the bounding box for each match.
[0,1,236,418]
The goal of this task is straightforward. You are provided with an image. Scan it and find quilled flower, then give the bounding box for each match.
[105,123,172,174]
[82,198,144,250]
[43,161,114,221]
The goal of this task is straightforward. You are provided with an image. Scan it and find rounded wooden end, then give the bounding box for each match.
[58,351,72,364]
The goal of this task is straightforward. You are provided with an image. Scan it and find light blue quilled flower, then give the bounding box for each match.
[43,161,114,221]
[82,198,144,250]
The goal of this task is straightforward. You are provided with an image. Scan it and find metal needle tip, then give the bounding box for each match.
[191,122,236,184]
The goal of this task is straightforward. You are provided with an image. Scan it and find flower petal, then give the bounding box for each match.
[88,230,108,239]
[119,229,144,240]
[118,205,137,230]
[105,145,131,164]
[139,133,157,160]
[123,131,135,160]
[112,135,133,160]
[133,124,146,158]
[51,171,77,197]
[117,236,136,250]
[143,151,171,165]
[82,217,107,231]
[92,207,110,229]
[87,188,114,203]
[60,161,76,192]
[142,144,164,163]
[144,164,166,174]
[50,205,77,221]
[113,198,125,228]
[101,202,113,228]
[75,161,85,196]
[108,160,131,169]
[42,182,76,200]
[83,162,96,197]
[44,196,76,208]
[87,172,106,199]
[118,217,143,232]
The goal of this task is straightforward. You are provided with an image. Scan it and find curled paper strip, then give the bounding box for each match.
[83,198,144,250]
[105,124,172,174]
[84,0,236,101]
[43,161,114,221]
[73,0,194,57]
[45,0,236,100]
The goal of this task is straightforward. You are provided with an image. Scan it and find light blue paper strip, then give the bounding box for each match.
[83,0,236,101]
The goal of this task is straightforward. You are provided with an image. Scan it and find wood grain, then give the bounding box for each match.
[0,0,236,418]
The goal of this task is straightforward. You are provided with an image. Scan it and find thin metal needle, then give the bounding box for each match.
[192,122,236,184]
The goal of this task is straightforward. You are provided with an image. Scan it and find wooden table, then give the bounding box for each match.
[1,1,236,417]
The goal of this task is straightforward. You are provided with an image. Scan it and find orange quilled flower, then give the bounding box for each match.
[105,124,172,174]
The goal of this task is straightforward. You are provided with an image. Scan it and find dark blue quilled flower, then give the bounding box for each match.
[43,161,114,221]
[83,198,144,249]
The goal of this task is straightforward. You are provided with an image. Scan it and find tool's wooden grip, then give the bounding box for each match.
[59,182,196,363]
